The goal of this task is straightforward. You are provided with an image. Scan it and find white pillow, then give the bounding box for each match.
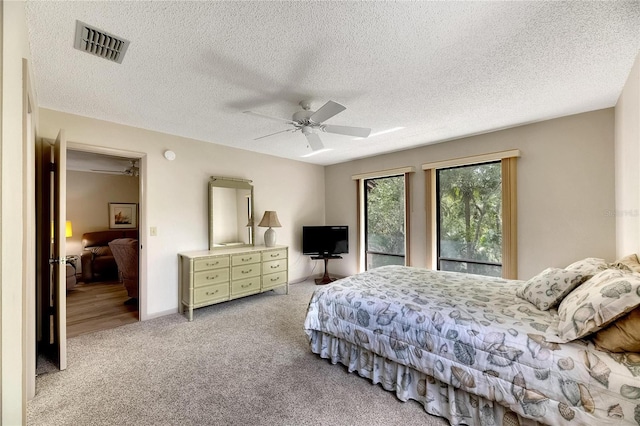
[564,257,607,278]
[516,267,586,311]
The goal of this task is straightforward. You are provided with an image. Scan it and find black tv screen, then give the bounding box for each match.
[302,226,349,256]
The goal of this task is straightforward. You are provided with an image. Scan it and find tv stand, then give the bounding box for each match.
[311,255,342,285]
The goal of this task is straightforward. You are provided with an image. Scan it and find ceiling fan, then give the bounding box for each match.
[91,159,139,177]
[244,100,371,152]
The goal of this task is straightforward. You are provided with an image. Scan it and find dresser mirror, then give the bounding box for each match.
[208,176,254,250]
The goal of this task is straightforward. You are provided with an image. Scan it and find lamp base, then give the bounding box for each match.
[264,227,276,247]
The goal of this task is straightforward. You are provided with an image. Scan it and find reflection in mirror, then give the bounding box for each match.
[208,177,254,249]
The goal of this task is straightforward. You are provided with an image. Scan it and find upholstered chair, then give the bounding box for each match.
[81,230,138,282]
[108,238,139,303]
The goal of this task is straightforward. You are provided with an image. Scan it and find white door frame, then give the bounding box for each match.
[66,142,148,320]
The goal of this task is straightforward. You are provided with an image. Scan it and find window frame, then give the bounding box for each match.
[363,174,407,271]
[436,160,503,276]
[353,167,415,273]
[423,150,519,279]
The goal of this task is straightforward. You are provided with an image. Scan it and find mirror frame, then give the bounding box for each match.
[208,176,254,250]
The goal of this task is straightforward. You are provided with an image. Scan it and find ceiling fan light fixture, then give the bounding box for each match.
[245,99,370,152]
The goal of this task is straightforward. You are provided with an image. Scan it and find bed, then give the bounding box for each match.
[303,262,640,425]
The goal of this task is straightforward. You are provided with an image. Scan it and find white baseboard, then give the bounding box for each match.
[141,308,178,321]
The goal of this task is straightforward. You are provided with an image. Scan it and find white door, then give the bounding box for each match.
[50,130,67,370]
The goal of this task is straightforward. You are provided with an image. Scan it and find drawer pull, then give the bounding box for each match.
[270,265,279,269]
[241,283,251,288]
[241,269,252,274]
[207,261,219,267]
[205,289,219,295]
[241,257,251,262]
[270,277,278,282]
[270,253,280,258]
[206,274,219,280]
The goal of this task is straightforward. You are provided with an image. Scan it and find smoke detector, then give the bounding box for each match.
[74,20,130,64]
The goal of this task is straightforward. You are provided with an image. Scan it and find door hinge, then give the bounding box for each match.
[49,163,56,172]
[49,258,67,265]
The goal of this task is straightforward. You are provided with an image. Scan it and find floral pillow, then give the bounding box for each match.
[516,267,586,310]
[610,253,640,273]
[556,268,640,342]
[564,257,608,278]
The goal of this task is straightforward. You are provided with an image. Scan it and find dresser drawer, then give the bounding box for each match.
[194,283,229,304]
[232,264,260,280]
[262,271,287,290]
[194,268,230,287]
[194,256,230,272]
[231,276,261,297]
[231,252,261,266]
[262,249,287,262]
[262,259,287,275]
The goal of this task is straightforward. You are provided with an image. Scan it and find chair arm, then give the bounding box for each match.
[80,251,93,282]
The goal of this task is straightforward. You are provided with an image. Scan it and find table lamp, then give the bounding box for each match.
[258,211,281,247]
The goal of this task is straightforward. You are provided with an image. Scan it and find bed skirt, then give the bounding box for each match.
[308,330,544,426]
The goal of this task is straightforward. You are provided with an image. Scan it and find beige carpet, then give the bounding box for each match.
[28,279,448,426]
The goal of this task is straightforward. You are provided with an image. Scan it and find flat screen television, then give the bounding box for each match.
[302,226,349,256]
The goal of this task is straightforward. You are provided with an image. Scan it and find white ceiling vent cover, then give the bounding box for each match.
[74,20,129,64]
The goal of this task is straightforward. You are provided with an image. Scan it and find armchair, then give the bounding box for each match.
[81,230,138,282]
[108,238,139,304]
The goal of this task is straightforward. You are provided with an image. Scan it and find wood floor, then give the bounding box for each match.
[66,280,138,338]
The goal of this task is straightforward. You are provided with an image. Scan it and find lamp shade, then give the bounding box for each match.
[52,220,73,238]
[258,211,281,228]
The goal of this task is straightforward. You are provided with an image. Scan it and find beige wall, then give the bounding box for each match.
[39,108,326,317]
[615,52,640,257]
[66,171,140,260]
[325,109,616,280]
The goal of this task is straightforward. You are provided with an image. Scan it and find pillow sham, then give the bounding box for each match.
[611,253,640,274]
[592,307,640,353]
[564,257,608,278]
[516,267,586,311]
[556,269,640,342]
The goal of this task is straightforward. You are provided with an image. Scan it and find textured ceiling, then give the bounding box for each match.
[25,1,640,166]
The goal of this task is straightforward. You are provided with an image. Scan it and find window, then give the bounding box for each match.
[365,175,406,270]
[437,161,502,277]
[353,167,415,272]
[423,150,519,279]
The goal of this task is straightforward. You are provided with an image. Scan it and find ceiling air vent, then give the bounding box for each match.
[74,20,130,64]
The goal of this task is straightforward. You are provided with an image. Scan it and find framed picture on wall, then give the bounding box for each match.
[109,203,137,229]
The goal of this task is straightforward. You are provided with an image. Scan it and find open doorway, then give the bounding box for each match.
[65,150,140,337]
[35,140,146,377]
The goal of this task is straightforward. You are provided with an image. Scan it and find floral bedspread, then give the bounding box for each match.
[303,265,640,425]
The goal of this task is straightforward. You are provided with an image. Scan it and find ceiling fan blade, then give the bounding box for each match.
[90,169,125,174]
[243,110,296,125]
[309,100,346,124]
[322,124,371,138]
[304,132,324,151]
[253,128,295,141]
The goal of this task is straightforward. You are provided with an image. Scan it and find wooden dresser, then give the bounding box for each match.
[178,245,288,321]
